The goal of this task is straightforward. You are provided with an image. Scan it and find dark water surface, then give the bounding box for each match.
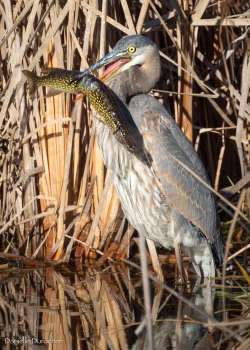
[0,260,248,350]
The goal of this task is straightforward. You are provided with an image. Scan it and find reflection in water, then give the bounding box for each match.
[0,262,224,349]
[132,286,214,350]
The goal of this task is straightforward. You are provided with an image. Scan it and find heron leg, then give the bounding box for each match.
[186,244,215,279]
[183,248,202,290]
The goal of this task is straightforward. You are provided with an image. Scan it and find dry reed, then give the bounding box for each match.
[0,0,250,349]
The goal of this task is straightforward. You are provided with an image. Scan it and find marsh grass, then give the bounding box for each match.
[0,0,250,349]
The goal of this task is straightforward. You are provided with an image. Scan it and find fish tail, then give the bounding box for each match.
[22,70,38,97]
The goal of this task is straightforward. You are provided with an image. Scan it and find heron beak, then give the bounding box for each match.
[89,51,130,81]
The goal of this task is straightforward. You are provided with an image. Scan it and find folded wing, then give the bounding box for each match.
[129,95,222,260]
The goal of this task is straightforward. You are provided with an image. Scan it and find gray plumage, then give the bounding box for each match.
[90,35,223,277]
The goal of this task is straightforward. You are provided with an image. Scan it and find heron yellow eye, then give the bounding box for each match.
[127,46,136,54]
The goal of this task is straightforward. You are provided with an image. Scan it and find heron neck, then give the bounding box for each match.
[107,66,157,102]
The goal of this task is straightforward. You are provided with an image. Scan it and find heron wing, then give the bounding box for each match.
[129,95,218,245]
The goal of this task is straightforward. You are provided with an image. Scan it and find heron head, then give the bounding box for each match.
[89,35,161,87]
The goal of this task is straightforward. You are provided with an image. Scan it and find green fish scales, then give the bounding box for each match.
[23,68,149,163]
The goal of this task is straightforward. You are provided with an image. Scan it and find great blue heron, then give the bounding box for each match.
[86,34,223,278]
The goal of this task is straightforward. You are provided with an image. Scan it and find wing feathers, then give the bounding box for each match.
[129,95,218,244]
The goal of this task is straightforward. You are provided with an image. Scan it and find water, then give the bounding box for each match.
[0,259,247,350]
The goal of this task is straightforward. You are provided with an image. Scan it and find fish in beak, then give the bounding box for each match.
[89,50,131,81]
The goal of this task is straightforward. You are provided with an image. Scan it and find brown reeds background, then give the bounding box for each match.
[0,0,250,349]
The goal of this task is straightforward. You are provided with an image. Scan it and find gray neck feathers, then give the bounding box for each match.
[107,57,161,102]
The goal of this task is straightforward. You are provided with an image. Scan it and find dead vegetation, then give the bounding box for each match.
[0,0,250,349]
